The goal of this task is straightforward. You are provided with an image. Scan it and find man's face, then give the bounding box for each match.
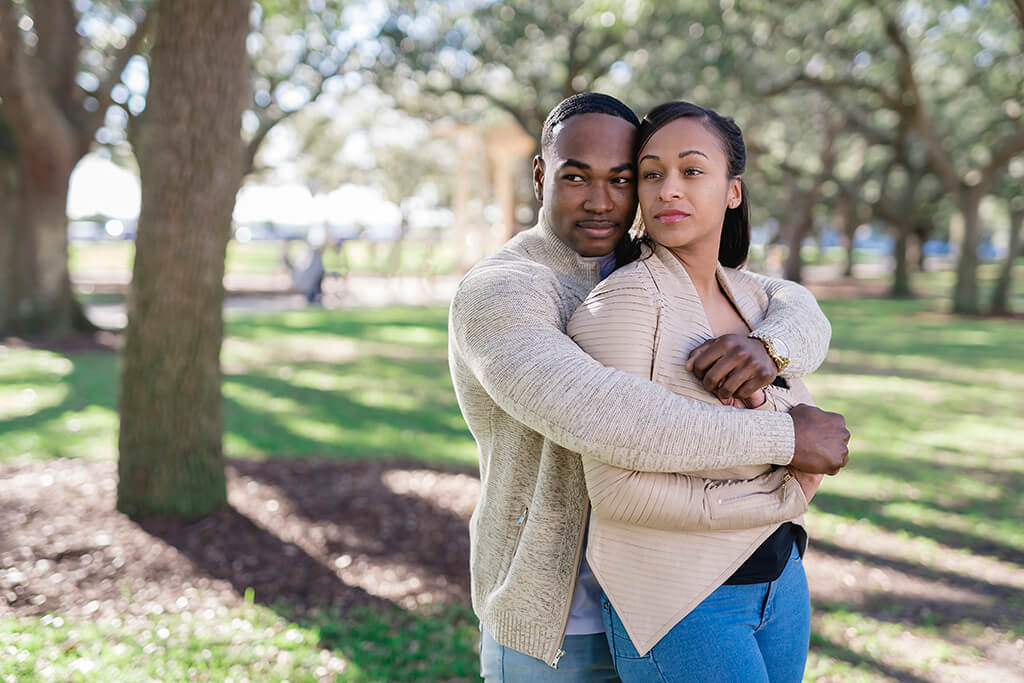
[533,113,637,257]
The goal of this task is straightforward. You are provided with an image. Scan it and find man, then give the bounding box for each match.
[448,93,850,681]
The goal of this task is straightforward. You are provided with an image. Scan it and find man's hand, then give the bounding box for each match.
[789,404,850,475]
[686,334,777,401]
[789,468,824,503]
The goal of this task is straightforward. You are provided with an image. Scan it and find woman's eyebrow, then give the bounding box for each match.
[678,150,709,159]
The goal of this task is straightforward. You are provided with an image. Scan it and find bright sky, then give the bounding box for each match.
[66,154,446,237]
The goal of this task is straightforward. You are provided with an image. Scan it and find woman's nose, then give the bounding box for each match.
[659,176,683,201]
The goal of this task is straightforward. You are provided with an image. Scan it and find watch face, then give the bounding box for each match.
[774,336,790,360]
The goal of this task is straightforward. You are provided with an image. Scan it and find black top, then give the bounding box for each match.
[723,522,797,585]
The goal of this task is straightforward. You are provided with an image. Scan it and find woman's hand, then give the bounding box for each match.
[788,468,823,503]
[719,388,766,409]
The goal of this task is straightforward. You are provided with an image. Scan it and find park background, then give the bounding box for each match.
[1,0,1022,681]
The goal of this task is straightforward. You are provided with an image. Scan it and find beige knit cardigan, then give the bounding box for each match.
[567,242,817,655]
[448,218,830,666]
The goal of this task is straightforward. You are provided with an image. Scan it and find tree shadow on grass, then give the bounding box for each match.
[140,457,478,679]
[0,351,118,460]
[808,628,933,683]
[812,487,1024,567]
[222,361,473,464]
[225,306,449,345]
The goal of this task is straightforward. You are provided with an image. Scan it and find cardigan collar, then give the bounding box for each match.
[649,242,765,333]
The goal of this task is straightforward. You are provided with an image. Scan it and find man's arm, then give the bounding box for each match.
[746,271,832,380]
[687,273,832,400]
[449,263,796,474]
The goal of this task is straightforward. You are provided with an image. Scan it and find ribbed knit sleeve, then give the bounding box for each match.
[449,262,796,474]
[567,263,807,530]
[583,461,806,531]
[741,271,831,380]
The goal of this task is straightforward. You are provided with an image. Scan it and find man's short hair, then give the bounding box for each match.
[540,92,640,153]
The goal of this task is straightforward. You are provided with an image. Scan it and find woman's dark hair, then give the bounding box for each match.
[630,101,751,268]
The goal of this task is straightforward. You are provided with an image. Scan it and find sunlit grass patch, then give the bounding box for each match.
[0,601,478,682]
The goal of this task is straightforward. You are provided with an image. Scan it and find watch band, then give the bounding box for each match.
[749,331,790,374]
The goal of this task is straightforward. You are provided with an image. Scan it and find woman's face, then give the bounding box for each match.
[636,117,741,256]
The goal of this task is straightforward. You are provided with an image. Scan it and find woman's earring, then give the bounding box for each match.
[629,210,646,238]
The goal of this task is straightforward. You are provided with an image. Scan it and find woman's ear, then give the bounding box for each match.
[727,177,742,209]
[532,155,545,203]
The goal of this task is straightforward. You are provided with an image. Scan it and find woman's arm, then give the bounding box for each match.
[568,264,808,532]
[584,458,807,531]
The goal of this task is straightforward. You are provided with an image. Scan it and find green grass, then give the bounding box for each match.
[0,306,476,466]
[3,268,1024,681]
[1,603,478,682]
[69,240,461,277]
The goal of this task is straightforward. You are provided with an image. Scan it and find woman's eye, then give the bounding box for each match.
[642,171,662,180]
[684,167,703,176]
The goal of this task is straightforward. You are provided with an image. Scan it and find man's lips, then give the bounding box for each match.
[576,220,620,237]
[654,209,689,224]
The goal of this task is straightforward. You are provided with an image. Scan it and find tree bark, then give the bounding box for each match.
[783,187,817,283]
[0,1,151,337]
[991,208,1023,314]
[117,0,249,519]
[952,190,983,314]
[890,228,913,298]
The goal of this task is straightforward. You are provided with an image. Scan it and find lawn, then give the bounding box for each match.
[1,271,1023,681]
[69,239,461,278]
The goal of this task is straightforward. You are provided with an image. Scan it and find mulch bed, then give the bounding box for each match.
[0,457,479,621]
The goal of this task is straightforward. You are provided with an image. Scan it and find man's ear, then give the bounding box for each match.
[532,155,545,203]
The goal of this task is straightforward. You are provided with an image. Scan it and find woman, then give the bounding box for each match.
[567,101,826,682]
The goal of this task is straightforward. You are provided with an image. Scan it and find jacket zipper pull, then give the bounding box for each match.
[551,648,566,668]
[782,471,792,503]
[516,507,527,525]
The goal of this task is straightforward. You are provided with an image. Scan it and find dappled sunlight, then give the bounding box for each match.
[807,609,1018,682]
[806,512,1024,591]
[380,468,480,519]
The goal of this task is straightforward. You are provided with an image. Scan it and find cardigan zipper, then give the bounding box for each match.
[548,504,589,668]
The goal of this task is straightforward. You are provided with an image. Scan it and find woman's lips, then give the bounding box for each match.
[654,209,689,224]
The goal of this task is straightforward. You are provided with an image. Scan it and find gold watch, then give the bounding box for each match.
[748,331,790,374]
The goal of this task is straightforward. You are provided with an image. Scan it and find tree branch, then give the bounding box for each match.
[426,81,534,138]
[32,0,78,104]
[244,69,334,177]
[0,0,73,150]
[978,124,1024,195]
[82,7,157,146]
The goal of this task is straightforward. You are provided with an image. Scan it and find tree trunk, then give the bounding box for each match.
[990,208,1023,314]
[0,157,16,330]
[890,227,914,298]
[783,189,816,283]
[117,0,249,519]
[0,138,82,336]
[952,192,983,314]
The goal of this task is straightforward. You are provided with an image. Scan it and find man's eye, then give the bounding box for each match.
[611,177,632,185]
[563,174,584,182]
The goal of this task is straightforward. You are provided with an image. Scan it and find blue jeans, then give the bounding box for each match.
[601,542,810,683]
[480,626,620,682]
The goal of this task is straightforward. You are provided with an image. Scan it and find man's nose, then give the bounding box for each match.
[583,183,613,212]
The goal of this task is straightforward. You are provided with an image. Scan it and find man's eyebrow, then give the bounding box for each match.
[611,163,634,173]
[560,158,590,170]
